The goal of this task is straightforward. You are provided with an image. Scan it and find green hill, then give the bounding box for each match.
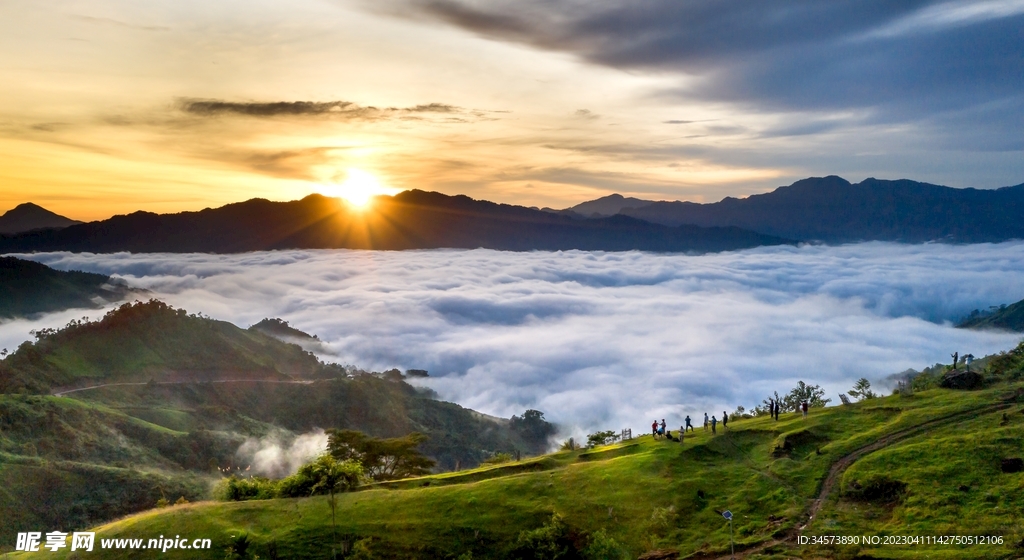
[24,342,1024,559]
[959,298,1024,332]
[0,256,131,319]
[0,302,553,545]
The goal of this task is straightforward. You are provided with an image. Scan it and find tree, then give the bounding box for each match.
[586,430,619,448]
[510,409,557,446]
[782,381,831,411]
[307,454,361,558]
[753,391,782,416]
[327,430,435,481]
[847,378,877,400]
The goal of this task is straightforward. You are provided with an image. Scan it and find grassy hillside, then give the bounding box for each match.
[0,256,130,318]
[29,374,1024,559]
[0,302,554,545]
[960,298,1024,332]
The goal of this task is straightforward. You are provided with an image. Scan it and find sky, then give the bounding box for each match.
[6,243,1023,438]
[1,0,1022,220]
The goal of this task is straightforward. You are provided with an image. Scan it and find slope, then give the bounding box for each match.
[0,302,555,543]
[0,257,132,318]
[45,375,1024,559]
[959,297,1024,332]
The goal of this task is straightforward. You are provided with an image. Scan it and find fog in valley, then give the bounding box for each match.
[7,242,1023,436]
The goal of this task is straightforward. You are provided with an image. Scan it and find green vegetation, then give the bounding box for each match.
[0,256,130,319]
[26,372,1024,559]
[327,430,435,481]
[960,297,1024,332]
[0,301,553,545]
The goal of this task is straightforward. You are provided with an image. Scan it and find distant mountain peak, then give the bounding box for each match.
[0,202,82,234]
[565,193,656,217]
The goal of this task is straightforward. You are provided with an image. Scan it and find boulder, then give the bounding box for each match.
[940,369,983,390]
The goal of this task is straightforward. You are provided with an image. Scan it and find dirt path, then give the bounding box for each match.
[52,378,315,396]
[689,400,1014,560]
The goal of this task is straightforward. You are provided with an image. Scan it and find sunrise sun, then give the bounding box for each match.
[325,169,392,209]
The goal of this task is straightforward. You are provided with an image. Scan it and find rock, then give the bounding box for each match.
[1001,458,1023,473]
[940,369,983,390]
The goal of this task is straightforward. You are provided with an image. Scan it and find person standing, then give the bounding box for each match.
[684,415,694,432]
[710,415,717,434]
[704,412,709,431]
[652,420,658,437]
[722,411,729,430]
[801,401,809,417]
[659,419,667,436]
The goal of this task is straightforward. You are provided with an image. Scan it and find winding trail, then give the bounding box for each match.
[52,378,315,396]
[690,400,1015,560]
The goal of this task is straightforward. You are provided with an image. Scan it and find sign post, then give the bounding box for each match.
[721,510,734,559]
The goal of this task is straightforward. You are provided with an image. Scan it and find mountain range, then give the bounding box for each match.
[618,176,1024,243]
[3,175,1023,254]
[0,190,788,254]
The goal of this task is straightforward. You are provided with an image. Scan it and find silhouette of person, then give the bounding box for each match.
[710,415,717,434]
[684,415,694,432]
[703,412,709,431]
[722,411,729,429]
[651,420,658,437]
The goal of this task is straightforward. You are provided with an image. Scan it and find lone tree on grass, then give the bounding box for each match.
[327,430,435,482]
[782,381,831,411]
[847,378,877,401]
[306,454,361,559]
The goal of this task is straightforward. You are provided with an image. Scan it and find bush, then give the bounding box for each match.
[508,514,579,560]
[482,452,514,465]
[582,530,627,560]
[216,476,279,501]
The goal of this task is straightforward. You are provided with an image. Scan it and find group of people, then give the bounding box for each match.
[652,410,732,440]
[651,398,814,442]
[766,398,810,419]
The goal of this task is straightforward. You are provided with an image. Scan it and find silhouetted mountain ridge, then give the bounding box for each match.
[0,190,790,253]
[0,203,81,234]
[619,176,1024,242]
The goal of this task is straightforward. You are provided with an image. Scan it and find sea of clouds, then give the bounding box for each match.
[5,242,1024,437]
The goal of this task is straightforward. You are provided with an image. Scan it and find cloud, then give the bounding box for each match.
[13,242,1024,438]
[385,0,1024,135]
[235,430,329,478]
[178,98,462,120]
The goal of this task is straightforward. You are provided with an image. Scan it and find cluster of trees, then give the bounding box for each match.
[219,430,436,504]
[752,380,832,416]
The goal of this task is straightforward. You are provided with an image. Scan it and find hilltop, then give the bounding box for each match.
[36,350,1024,559]
[0,301,554,543]
[0,203,81,234]
[0,256,133,318]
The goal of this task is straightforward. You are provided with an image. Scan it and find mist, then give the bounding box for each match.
[10,242,1024,436]
[235,430,329,478]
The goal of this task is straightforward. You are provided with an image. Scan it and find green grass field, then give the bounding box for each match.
[13,382,1023,559]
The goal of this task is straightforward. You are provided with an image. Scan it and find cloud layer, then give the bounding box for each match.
[10,242,1024,437]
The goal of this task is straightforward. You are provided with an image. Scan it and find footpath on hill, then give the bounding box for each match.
[695,399,1015,560]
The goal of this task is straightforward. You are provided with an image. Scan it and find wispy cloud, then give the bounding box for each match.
[14,242,1024,438]
[179,98,462,120]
